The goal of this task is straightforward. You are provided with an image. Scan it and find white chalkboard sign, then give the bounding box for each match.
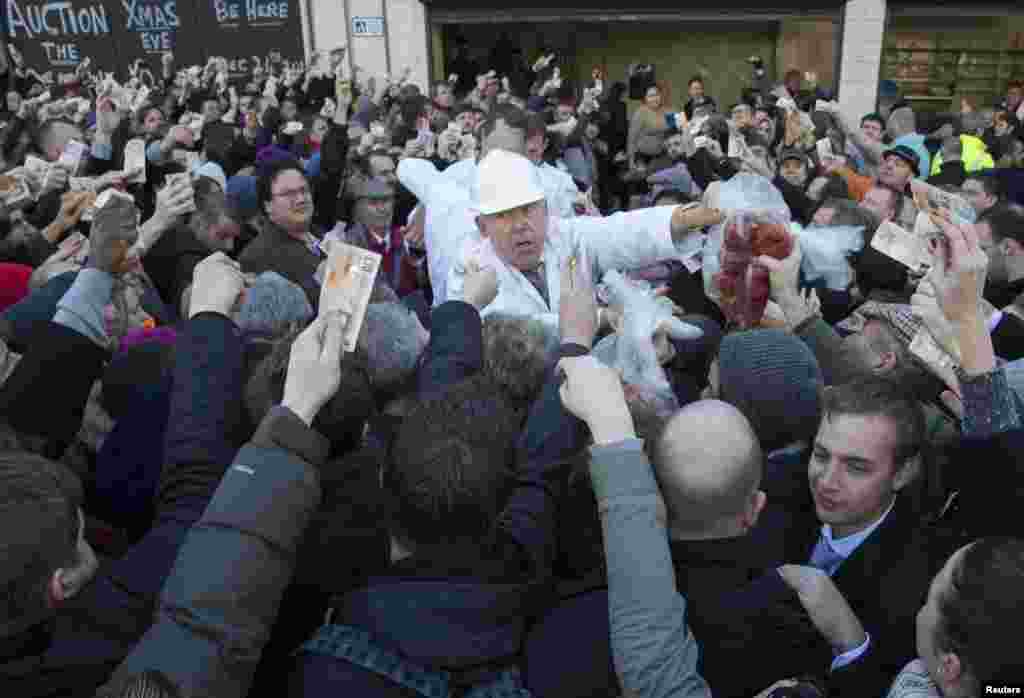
[351,16,384,37]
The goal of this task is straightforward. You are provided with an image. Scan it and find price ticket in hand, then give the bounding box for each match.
[816,138,834,161]
[318,242,381,353]
[871,220,938,274]
[0,174,32,209]
[124,139,147,184]
[910,179,976,227]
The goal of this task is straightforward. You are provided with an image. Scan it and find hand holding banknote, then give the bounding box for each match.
[281,312,349,427]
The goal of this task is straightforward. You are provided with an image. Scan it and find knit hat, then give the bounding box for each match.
[226,175,259,221]
[0,263,33,312]
[234,271,313,338]
[884,145,920,176]
[194,161,227,191]
[717,329,823,452]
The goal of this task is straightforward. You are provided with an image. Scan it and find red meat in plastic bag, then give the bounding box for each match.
[714,214,793,328]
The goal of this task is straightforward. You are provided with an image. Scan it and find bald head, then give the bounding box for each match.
[652,400,764,539]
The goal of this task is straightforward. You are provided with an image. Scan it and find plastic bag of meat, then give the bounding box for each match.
[715,211,794,328]
[702,174,791,310]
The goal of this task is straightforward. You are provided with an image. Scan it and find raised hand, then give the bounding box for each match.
[88,191,138,275]
[558,355,635,445]
[462,257,498,310]
[189,252,246,319]
[281,313,348,426]
[559,244,598,349]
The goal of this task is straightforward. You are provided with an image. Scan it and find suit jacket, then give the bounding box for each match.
[752,419,1024,698]
[670,536,834,698]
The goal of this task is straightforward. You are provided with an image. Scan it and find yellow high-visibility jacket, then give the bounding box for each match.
[930,135,995,177]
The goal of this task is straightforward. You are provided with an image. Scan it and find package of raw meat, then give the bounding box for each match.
[714,211,794,328]
[702,174,791,311]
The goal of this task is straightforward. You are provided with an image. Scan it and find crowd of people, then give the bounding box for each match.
[0,38,1023,698]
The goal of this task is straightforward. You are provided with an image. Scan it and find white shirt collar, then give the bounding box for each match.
[821,497,896,559]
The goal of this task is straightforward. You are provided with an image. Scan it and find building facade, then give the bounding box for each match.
[304,0,1024,123]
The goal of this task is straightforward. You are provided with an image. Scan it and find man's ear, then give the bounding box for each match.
[743,490,767,531]
[876,350,898,374]
[937,651,964,691]
[475,215,489,238]
[892,455,920,492]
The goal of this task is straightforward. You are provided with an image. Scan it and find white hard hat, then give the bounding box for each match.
[476,149,545,216]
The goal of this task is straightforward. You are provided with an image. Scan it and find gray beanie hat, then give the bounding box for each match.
[717,329,824,453]
[235,271,314,337]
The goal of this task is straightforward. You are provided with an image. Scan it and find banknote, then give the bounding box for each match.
[871,220,935,274]
[123,138,147,184]
[318,242,381,353]
[0,174,32,210]
[910,179,976,226]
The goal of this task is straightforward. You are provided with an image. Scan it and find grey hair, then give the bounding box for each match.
[234,272,314,337]
[887,107,917,138]
[961,111,988,136]
[360,302,428,394]
[482,313,558,406]
[942,136,963,161]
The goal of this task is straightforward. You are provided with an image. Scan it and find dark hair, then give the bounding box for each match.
[816,173,852,203]
[244,323,375,454]
[261,105,283,134]
[135,105,164,127]
[936,538,1024,690]
[201,122,236,170]
[861,113,885,129]
[400,95,429,129]
[256,157,306,211]
[822,377,925,465]
[1008,79,1024,92]
[0,452,82,636]
[387,373,524,547]
[977,203,1024,245]
[479,103,528,143]
[33,118,82,155]
[525,112,548,141]
[966,172,1003,201]
[98,670,182,698]
[688,75,704,88]
[653,188,696,206]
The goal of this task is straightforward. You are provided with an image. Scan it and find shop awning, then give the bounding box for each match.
[420,1,845,24]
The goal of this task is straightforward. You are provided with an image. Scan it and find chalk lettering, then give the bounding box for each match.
[141,30,171,50]
[245,0,286,21]
[122,0,179,31]
[40,40,79,63]
[7,1,109,39]
[214,0,239,22]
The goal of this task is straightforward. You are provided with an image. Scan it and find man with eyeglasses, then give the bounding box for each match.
[239,159,324,306]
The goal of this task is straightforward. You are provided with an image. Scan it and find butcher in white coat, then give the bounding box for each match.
[399,147,720,330]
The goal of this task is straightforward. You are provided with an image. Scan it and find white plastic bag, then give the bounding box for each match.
[796,224,865,291]
[592,271,702,417]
